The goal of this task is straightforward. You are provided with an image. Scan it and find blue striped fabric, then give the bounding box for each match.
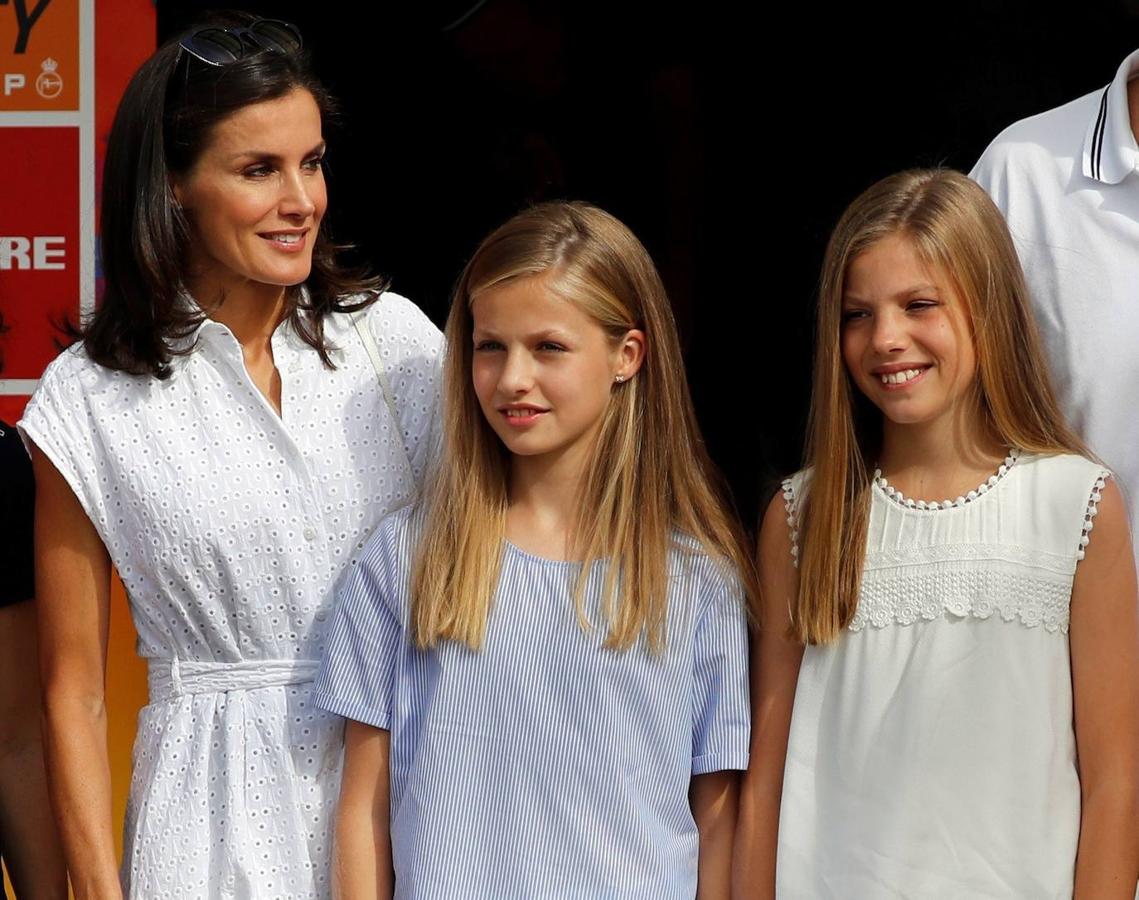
[313,507,750,899]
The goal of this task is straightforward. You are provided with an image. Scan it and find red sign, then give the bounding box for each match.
[0,126,79,380]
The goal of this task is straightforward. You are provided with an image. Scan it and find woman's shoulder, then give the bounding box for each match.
[35,342,97,385]
[322,291,443,383]
[339,290,442,342]
[22,343,116,422]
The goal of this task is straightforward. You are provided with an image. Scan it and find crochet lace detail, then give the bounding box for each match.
[1076,471,1111,562]
[781,477,800,568]
[852,568,1072,634]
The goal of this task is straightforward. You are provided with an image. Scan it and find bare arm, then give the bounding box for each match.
[333,719,393,900]
[691,770,738,898]
[1070,480,1139,898]
[31,445,121,899]
[733,493,804,899]
[0,600,68,898]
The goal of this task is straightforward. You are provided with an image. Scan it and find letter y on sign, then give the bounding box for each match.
[2,0,54,55]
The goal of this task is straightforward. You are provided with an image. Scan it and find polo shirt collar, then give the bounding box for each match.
[1082,48,1139,184]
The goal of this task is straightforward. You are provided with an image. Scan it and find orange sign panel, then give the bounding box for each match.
[0,0,79,111]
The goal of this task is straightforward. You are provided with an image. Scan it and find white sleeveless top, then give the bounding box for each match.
[776,452,1108,899]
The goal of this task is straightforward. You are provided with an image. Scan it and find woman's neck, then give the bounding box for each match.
[190,277,290,353]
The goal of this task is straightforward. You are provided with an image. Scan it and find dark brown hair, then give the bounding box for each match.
[88,12,384,378]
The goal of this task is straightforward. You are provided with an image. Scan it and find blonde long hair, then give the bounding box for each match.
[795,169,1088,645]
[410,201,755,651]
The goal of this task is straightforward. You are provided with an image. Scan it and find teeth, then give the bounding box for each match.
[268,233,300,244]
[506,409,540,418]
[879,368,924,384]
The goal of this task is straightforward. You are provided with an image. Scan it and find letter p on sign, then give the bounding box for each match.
[4,73,26,95]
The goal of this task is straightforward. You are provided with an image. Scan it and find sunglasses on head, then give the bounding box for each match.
[178,18,303,67]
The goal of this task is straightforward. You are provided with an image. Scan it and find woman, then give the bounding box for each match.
[19,15,442,898]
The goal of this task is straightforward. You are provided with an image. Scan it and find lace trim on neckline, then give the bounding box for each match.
[873,448,1021,511]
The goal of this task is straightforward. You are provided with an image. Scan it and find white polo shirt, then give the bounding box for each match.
[972,49,1139,560]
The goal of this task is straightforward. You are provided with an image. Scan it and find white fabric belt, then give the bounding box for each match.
[147,657,321,702]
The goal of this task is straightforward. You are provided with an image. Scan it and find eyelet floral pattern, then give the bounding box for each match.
[19,293,442,898]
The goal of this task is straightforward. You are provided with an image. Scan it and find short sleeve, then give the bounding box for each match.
[365,292,444,489]
[312,513,411,730]
[17,351,108,534]
[691,576,751,775]
[0,421,34,606]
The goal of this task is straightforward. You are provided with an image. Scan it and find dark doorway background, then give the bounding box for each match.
[157,0,1139,533]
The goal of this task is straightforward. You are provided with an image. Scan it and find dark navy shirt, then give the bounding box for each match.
[0,418,34,607]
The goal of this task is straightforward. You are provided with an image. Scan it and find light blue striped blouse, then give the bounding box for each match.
[313,507,750,899]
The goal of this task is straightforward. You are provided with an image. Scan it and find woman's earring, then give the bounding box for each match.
[614,374,625,383]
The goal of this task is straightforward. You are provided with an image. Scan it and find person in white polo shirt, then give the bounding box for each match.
[972,49,1139,566]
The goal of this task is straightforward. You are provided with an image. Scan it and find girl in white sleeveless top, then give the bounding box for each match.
[735,170,1139,898]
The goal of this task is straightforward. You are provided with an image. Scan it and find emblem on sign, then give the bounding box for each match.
[35,56,62,99]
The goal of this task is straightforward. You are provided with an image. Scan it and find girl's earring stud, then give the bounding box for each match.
[615,374,625,383]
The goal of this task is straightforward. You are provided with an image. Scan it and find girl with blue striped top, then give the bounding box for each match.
[313,201,755,898]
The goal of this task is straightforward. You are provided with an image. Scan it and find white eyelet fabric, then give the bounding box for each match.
[777,452,1111,898]
[19,292,442,899]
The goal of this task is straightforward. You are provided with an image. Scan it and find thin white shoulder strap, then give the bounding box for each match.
[352,307,413,475]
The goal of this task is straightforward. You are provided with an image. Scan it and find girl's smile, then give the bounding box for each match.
[841,233,977,433]
[872,362,932,388]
